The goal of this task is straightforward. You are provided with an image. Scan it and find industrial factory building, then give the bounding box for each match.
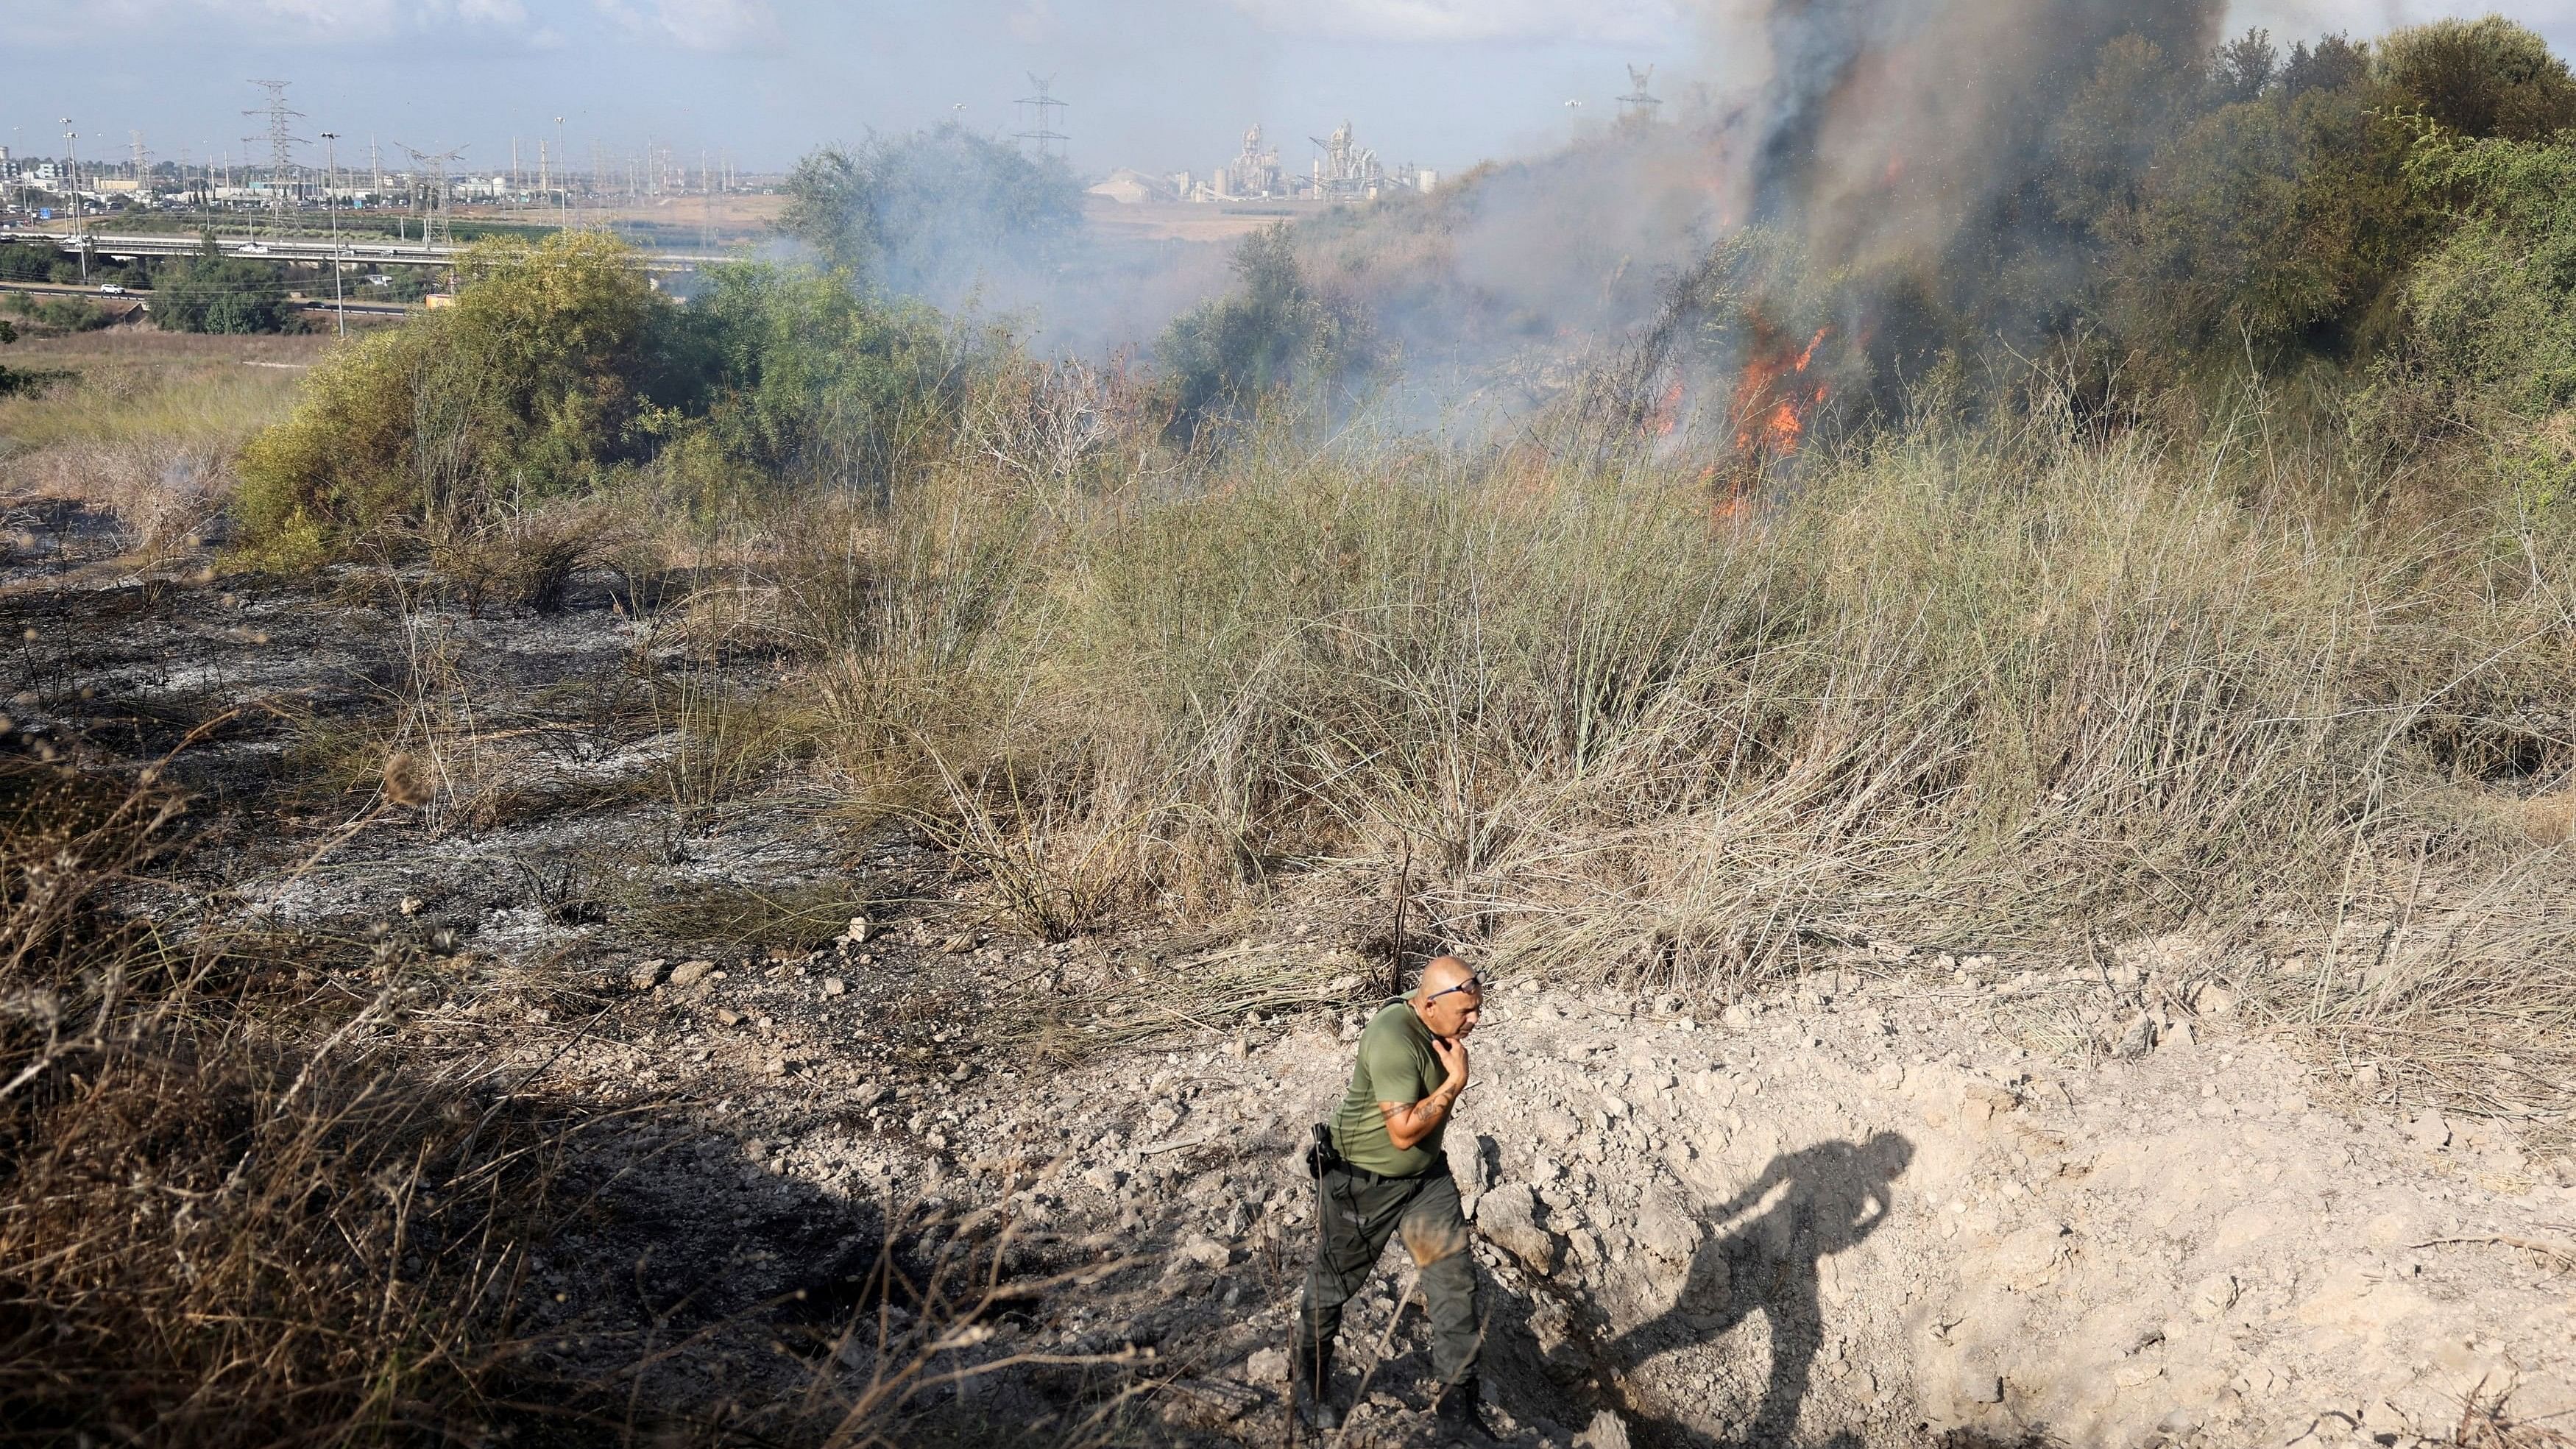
[1091,120,1436,208]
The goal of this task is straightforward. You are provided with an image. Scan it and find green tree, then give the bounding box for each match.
[2366,128,2576,506]
[236,230,668,561]
[2096,51,2424,364]
[2377,18,2576,141]
[2043,35,2201,227]
[0,243,54,282]
[655,263,963,501]
[776,123,1083,298]
[1158,224,1376,434]
[376,268,440,303]
[2211,28,2280,104]
[155,255,289,334]
[2382,130,2576,420]
[2280,34,2369,98]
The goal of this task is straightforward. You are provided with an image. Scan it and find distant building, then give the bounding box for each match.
[1214,123,1285,199]
[1175,119,1437,206]
[1310,120,1382,202]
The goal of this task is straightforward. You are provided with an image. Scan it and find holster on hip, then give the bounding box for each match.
[1304,1122,1342,1180]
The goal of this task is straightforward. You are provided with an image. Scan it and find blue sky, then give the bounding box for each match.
[6,0,2575,180]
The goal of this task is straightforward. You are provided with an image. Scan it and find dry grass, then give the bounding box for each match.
[734,372,2576,1124]
[2452,1386,2576,1448]
[0,751,555,1444]
[3,437,230,561]
[0,330,326,563]
[0,739,1130,1446]
[0,330,324,450]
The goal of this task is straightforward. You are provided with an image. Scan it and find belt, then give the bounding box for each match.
[1327,1161,1431,1187]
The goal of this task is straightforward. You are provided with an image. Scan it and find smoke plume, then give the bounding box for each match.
[1302,0,2228,424]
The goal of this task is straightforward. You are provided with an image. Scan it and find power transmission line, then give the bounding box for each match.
[1618,65,1663,126]
[394,142,467,249]
[244,79,304,240]
[1014,74,1068,159]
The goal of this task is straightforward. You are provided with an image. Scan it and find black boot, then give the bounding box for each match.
[1432,1375,1497,1443]
[1292,1342,1341,1432]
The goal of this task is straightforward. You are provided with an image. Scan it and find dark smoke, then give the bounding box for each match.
[765,1,2234,425]
[1743,0,2218,266]
[1280,0,2231,429]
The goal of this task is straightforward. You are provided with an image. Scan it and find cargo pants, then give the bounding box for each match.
[1295,1164,1482,1386]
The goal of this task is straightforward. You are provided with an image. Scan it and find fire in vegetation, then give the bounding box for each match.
[1733,323,1832,458]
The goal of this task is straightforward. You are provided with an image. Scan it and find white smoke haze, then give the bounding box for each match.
[1234,0,2233,425]
[22,0,2568,422]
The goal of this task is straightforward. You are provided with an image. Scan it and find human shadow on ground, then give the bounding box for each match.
[1602,1132,1914,1449]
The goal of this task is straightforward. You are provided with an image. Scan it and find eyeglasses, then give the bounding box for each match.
[1422,978,1483,1005]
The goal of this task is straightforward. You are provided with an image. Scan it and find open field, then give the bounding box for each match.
[1082,199,1315,245]
[0,330,328,578]
[11,18,2576,1445]
[3,333,2571,1445]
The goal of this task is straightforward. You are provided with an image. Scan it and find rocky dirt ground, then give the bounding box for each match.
[4,522,2572,1449]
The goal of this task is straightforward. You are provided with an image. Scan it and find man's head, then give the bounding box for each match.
[1410,955,1484,1040]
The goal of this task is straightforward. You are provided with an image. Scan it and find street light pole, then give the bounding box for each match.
[320,130,344,337]
[61,118,85,281]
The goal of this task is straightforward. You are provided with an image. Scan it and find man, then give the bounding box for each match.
[1295,954,1495,1440]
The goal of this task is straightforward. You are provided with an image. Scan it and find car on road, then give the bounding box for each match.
[240,244,270,255]
[96,283,125,295]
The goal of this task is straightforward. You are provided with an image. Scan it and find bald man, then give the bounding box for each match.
[1293,955,1494,1439]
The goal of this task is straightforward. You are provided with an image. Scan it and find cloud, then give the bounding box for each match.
[592,0,780,50]
[1218,0,1682,44]
[25,0,539,40]
[20,0,789,49]
[1009,0,1060,43]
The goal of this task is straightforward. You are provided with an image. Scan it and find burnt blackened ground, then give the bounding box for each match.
[0,535,1264,1445]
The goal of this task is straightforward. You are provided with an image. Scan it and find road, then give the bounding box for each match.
[1,227,728,273]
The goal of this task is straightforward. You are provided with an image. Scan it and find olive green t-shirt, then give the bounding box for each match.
[1331,1001,1449,1178]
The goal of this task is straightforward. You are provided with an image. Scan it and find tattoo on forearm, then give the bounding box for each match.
[1416,1085,1459,1128]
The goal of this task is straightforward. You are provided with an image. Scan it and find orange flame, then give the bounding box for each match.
[1733,325,1832,459]
[1650,378,1685,437]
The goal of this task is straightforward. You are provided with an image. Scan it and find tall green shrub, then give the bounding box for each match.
[656,263,965,503]
[2377,17,2576,140]
[776,124,1082,299]
[155,255,290,335]
[1158,224,1376,435]
[2368,130,2576,504]
[235,231,667,563]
